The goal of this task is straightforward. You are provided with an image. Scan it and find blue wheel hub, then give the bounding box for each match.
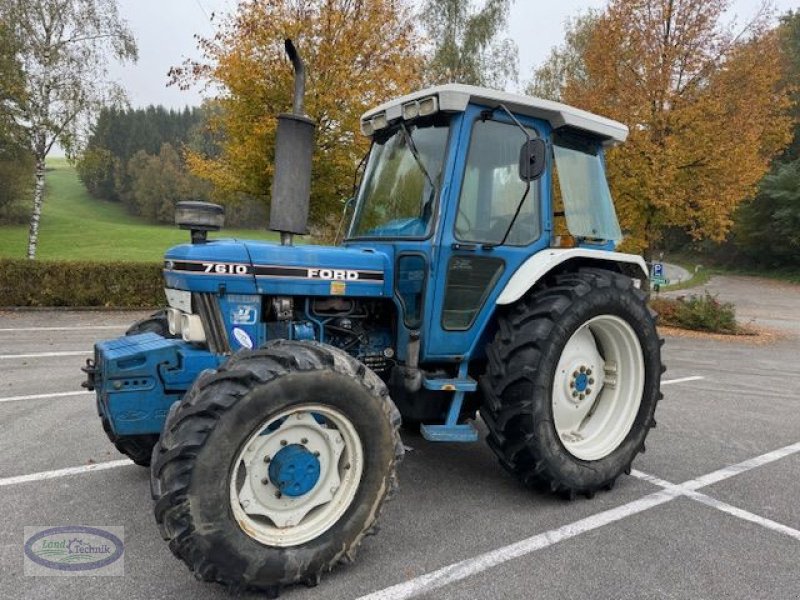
[575,372,588,392]
[268,444,321,497]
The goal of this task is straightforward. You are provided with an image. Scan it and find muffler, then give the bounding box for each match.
[268,39,316,245]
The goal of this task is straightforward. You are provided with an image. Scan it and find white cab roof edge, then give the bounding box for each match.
[361,84,628,146]
[496,249,648,305]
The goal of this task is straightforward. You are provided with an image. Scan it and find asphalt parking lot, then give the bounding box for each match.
[1,275,798,599]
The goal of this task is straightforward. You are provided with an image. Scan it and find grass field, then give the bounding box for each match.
[0,158,281,262]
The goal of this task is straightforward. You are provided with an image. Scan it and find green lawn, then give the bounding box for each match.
[0,157,281,262]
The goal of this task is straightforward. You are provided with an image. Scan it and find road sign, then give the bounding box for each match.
[652,262,664,278]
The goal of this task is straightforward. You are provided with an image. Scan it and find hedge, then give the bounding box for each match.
[0,259,165,308]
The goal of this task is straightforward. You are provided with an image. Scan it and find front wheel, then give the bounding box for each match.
[480,268,663,496]
[150,340,402,592]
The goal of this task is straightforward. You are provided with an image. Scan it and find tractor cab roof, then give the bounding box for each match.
[360,83,628,147]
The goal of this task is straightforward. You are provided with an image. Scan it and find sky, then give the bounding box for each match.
[108,0,799,110]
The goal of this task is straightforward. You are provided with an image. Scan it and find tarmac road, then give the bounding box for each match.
[0,276,798,599]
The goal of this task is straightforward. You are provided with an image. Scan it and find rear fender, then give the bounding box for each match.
[496,248,648,305]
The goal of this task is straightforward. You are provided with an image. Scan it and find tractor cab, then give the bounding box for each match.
[346,84,628,360]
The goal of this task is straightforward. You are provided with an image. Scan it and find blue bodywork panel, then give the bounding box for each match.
[94,333,223,435]
[163,240,391,299]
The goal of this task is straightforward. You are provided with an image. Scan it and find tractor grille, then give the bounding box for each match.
[194,293,231,354]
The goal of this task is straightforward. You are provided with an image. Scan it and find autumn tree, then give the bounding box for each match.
[420,0,518,88]
[732,10,800,265]
[533,0,793,254]
[0,0,137,259]
[171,0,423,227]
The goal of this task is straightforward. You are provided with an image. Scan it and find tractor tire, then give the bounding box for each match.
[125,310,176,338]
[480,268,663,497]
[150,340,403,593]
[100,414,158,467]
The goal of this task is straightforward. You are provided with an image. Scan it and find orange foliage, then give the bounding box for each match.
[562,0,793,254]
[170,0,422,227]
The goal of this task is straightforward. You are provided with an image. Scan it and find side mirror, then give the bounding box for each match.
[519,139,546,182]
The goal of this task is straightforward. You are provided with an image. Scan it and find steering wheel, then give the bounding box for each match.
[455,208,474,238]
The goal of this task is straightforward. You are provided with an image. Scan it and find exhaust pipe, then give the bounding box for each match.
[269,39,316,246]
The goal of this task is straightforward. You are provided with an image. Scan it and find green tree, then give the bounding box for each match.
[732,11,800,266]
[0,0,137,259]
[127,143,209,223]
[77,105,206,202]
[0,20,32,223]
[421,0,518,88]
[775,10,800,162]
[526,12,596,101]
[734,161,800,265]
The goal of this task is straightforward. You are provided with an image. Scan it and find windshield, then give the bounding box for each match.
[553,133,622,242]
[349,116,450,239]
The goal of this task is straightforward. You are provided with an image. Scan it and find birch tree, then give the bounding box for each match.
[420,0,518,89]
[0,0,137,259]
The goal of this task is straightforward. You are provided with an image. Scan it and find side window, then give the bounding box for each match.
[455,120,541,246]
[442,256,504,330]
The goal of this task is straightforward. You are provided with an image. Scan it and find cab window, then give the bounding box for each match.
[455,119,541,246]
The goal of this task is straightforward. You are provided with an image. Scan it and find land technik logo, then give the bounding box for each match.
[24,526,124,576]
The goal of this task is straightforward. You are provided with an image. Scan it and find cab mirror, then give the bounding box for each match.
[519,139,546,182]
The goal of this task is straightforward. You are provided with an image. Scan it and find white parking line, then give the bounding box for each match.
[661,376,705,385]
[684,490,800,542]
[0,459,133,488]
[358,440,800,600]
[0,390,91,404]
[0,325,125,332]
[0,350,89,359]
[357,489,677,600]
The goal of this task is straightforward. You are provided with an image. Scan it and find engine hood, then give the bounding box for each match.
[163,239,392,298]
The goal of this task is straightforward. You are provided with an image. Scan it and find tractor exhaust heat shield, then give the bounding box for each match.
[269,39,315,240]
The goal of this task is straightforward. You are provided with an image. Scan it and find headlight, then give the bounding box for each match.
[401,96,439,121]
[166,308,183,335]
[181,314,206,343]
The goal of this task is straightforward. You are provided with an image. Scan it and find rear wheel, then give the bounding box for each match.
[151,340,402,592]
[480,268,663,496]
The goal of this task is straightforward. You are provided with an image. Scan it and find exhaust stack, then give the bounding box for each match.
[269,39,315,246]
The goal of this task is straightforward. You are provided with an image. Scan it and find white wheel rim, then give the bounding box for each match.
[229,404,364,547]
[552,315,645,461]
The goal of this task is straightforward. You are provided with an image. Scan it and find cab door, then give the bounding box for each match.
[423,106,552,360]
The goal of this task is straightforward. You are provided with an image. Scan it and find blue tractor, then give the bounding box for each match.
[84,41,662,594]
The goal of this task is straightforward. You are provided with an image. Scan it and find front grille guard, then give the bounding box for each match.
[194,292,231,355]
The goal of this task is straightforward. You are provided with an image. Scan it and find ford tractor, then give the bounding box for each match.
[83,40,663,594]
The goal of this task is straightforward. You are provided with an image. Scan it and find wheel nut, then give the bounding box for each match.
[275,491,282,499]
[301,438,308,445]
[261,478,269,485]
[573,370,579,378]
[280,440,288,446]
[580,366,586,373]
[579,393,585,400]
[569,381,575,388]
[589,378,594,384]
[587,368,592,375]
[313,451,320,457]
[263,455,271,463]
[572,391,578,398]
[586,388,592,395]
